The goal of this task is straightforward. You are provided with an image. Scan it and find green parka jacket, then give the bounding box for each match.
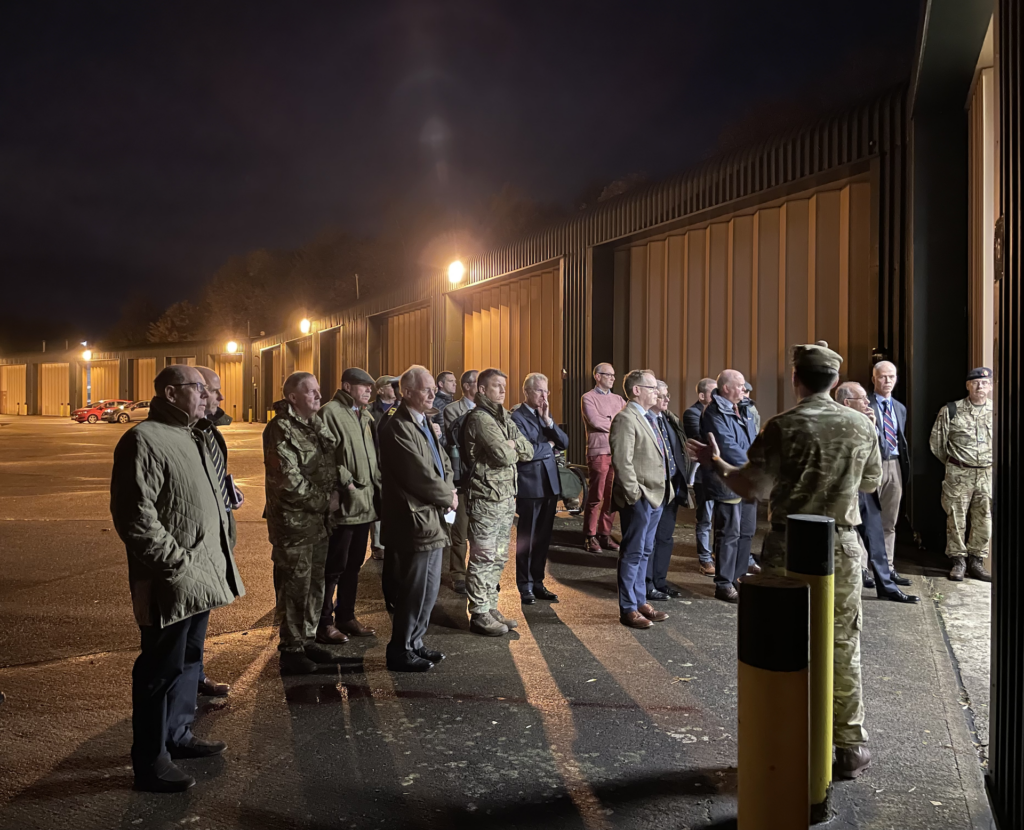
[463,393,534,502]
[263,399,339,548]
[110,396,245,628]
[317,388,381,525]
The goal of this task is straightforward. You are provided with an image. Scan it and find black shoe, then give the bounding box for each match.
[415,647,446,664]
[387,655,433,672]
[534,585,558,601]
[168,736,227,759]
[134,759,195,793]
[891,571,912,587]
[647,589,670,602]
[877,589,921,603]
[305,644,345,664]
[520,592,536,605]
[663,587,682,598]
[862,569,875,590]
[279,651,318,675]
[452,580,468,595]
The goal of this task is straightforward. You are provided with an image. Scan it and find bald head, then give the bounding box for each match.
[593,363,616,392]
[154,365,208,424]
[872,361,897,398]
[717,369,746,404]
[196,366,223,419]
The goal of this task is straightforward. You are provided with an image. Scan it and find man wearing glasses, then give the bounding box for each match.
[581,363,626,553]
[929,368,994,582]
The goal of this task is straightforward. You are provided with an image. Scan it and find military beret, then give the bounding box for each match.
[792,341,843,372]
[743,382,753,393]
[966,367,993,381]
[342,367,375,386]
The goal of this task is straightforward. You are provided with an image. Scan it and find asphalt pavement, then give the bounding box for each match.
[0,416,994,829]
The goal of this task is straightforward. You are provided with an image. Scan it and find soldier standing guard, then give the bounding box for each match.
[929,367,993,582]
[686,341,882,780]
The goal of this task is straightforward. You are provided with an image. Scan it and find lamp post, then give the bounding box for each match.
[82,345,92,406]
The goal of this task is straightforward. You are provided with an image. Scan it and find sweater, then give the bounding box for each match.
[581,387,626,458]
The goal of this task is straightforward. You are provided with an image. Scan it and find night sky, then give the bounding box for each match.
[0,1,921,350]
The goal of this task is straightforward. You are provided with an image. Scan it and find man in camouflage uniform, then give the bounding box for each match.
[463,367,533,636]
[929,367,993,582]
[264,371,340,674]
[687,341,882,780]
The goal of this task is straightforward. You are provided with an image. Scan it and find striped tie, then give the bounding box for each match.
[881,400,898,455]
[205,430,231,510]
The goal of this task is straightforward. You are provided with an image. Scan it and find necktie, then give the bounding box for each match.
[204,430,231,510]
[881,400,898,455]
[658,416,677,479]
[420,419,445,477]
[644,411,668,481]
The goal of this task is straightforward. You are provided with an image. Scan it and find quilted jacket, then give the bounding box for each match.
[110,396,245,628]
[317,388,380,525]
[263,399,339,547]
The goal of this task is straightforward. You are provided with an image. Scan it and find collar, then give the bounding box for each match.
[149,395,196,428]
[628,400,649,416]
[409,407,427,426]
[594,387,610,395]
[522,403,538,417]
[464,398,476,409]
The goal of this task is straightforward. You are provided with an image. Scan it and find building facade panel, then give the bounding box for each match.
[81,360,120,405]
[40,363,70,416]
[0,364,28,415]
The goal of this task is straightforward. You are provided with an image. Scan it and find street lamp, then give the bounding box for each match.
[226,341,238,354]
[300,318,311,334]
[448,260,465,285]
[82,349,92,362]
[82,347,92,406]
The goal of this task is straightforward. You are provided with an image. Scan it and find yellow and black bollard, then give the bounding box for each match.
[785,514,835,824]
[737,574,810,829]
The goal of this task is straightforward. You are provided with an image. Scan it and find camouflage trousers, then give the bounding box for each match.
[761,527,868,748]
[466,497,516,615]
[272,540,328,653]
[941,465,992,559]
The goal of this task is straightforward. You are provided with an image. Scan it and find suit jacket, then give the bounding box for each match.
[868,392,910,483]
[699,393,757,502]
[682,401,704,483]
[379,401,455,552]
[659,409,693,499]
[610,403,673,510]
[511,406,569,499]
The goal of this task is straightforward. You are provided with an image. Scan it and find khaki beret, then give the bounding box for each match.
[792,341,843,372]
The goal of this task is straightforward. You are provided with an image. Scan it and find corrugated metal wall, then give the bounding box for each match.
[213,355,244,422]
[0,365,27,415]
[621,180,873,418]
[81,360,120,405]
[461,266,564,421]
[40,363,69,416]
[381,305,432,376]
[132,358,156,402]
[991,1,1023,824]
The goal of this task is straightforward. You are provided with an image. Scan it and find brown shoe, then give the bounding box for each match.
[968,555,992,582]
[197,677,230,697]
[370,547,385,561]
[834,745,871,779]
[337,618,376,637]
[620,610,653,629]
[715,585,740,603]
[597,534,620,551]
[747,563,762,575]
[698,561,716,577]
[316,624,350,645]
[949,556,967,581]
[584,536,602,553]
[638,603,669,622]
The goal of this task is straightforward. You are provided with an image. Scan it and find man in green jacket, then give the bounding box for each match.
[441,369,478,594]
[111,365,244,793]
[463,368,534,636]
[379,365,458,671]
[316,367,381,644]
[264,371,340,675]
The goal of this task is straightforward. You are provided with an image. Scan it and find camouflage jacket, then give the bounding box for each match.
[463,393,533,502]
[263,399,339,547]
[929,397,993,467]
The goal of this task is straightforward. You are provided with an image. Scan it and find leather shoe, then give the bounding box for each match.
[197,676,230,697]
[968,555,992,582]
[597,535,620,551]
[698,561,716,577]
[663,587,682,598]
[747,563,762,575]
[168,735,227,759]
[305,644,344,664]
[452,580,468,594]
[134,759,195,793]
[715,585,740,603]
[862,569,875,590]
[891,571,912,586]
[279,651,318,675]
[370,547,385,561]
[834,745,871,779]
[534,585,558,601]
[949,557,967,581]
[387,656,433,673]
[520,592,536,605]
[878,589,921,603]
[338,618,376,637]
[316,624,350,645]
[646,589,670,602]
[638,603,669,622]
[416,647,445,664]
[620,610,653,629]
[584,536,602,553]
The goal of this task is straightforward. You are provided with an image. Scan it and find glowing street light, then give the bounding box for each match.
[448,260,465,284]
[300,318,311,334]
[82,349,92,361]
[226,341,238,354]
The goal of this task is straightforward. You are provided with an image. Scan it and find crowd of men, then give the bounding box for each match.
[109,341,993,792]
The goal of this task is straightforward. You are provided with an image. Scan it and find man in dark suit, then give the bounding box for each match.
[867,361,912,586]
[683,378,717,576]
[511,372,569,604]
[647,381,692,599]
[379,365,458,672]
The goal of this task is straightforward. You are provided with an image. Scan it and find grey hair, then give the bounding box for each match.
[523,372,548,392]
[656,380,669,391]
[696,377,716,397]
[400,364,432,395]
[834,382,865,404]
[283,371,316,398]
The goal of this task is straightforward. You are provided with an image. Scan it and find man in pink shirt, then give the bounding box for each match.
[581,363,626,553]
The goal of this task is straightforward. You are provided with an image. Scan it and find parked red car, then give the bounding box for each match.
[72,399,132,424]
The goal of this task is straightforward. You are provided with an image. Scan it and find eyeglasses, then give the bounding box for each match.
[169,383,206,392]
[597,372,615,377]
[634,384,658,390]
